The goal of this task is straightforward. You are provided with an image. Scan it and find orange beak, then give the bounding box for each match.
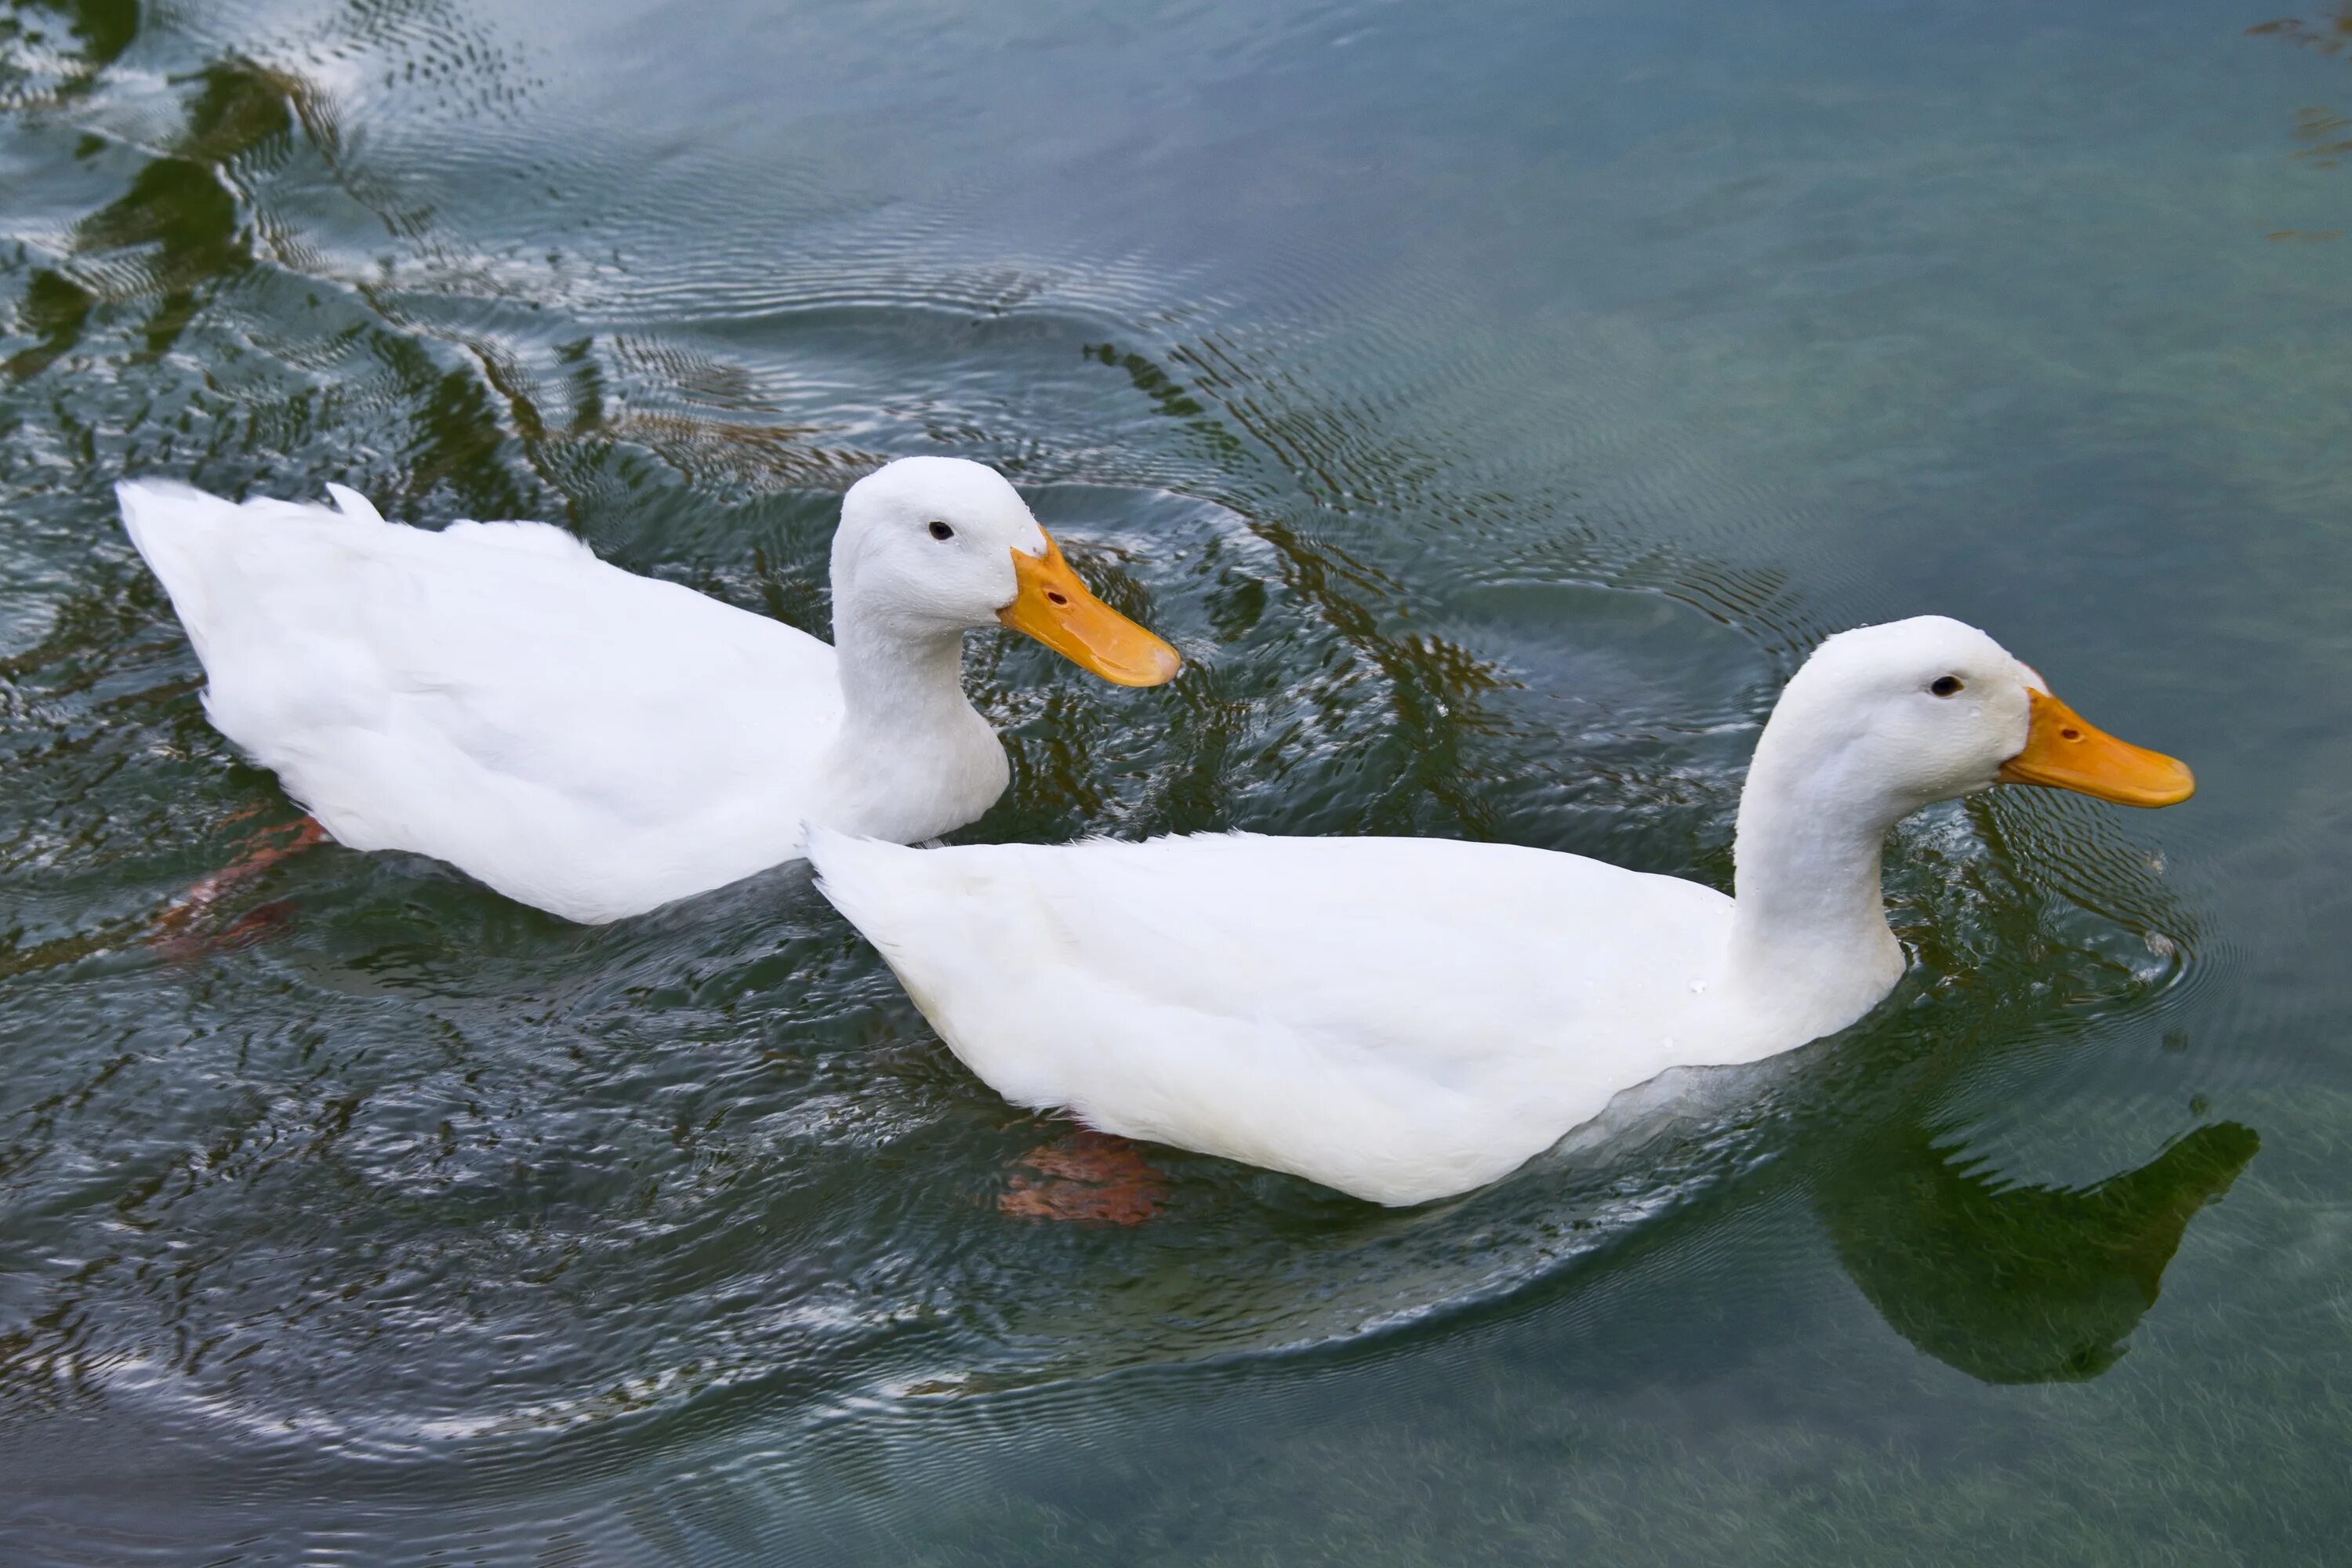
[1997,689,2194,808]
[996,530,1181,688]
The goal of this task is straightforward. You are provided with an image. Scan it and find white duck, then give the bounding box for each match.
[118,457,1179,924]
[811,616,2194,1207]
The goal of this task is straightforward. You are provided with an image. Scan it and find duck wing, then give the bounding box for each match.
[810,829,1733,1204]
[119,480,840,920]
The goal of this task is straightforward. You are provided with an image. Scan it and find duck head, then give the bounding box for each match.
[832,456,1181,687]
[1751,615,2194,823]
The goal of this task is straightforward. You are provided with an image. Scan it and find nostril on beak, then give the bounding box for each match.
[2060,727,2082,742]
[1047,591,1069,606]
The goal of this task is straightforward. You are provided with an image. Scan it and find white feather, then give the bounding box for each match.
[117,457,1132,923]
[812,618,2189,1206]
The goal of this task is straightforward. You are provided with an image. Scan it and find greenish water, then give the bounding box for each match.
[3,0,2350,1560]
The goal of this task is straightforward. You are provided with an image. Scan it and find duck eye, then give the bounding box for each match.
[927,521,954,541]
[1930,675,1964,698]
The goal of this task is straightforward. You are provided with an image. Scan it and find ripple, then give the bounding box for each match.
[0,0,2323,1559]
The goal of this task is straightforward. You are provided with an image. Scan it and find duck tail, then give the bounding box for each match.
[804,826,921,931]
[116,478,241,637]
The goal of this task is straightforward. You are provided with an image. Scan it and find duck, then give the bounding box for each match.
[809,615,2194,1207]
[118,456,1180,924]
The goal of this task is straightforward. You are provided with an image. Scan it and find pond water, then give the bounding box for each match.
[4,0,2350,1561]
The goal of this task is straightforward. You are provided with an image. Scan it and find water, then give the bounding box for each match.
[3,0,2349,1560]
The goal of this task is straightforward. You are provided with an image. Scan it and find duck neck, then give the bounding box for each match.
[1722,745,1908,1023]
[830,593,985,746]
[809,590,1007,844]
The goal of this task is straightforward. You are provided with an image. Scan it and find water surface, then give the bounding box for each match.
[4,0,2350,1561]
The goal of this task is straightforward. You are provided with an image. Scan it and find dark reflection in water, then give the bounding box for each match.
[1820,1118,2256,1385]
[12,60,288,376]
[2254,7,2352,189]
[0,0,133,107]
[1766,786,2255,1387]
[2250,7,2352,59]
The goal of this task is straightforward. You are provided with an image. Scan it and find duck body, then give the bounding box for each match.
[815,830,1769,1204]
[813,617,2195,1206]
[118,459,1177,924]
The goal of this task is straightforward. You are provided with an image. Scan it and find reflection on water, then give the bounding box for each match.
[1821,1118,2256,1385]
[10,58,291,376]
[0,0,2341,1559]
[0,0,132,108]
[2254,8,2352,192]
[2249,8,2352,58]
